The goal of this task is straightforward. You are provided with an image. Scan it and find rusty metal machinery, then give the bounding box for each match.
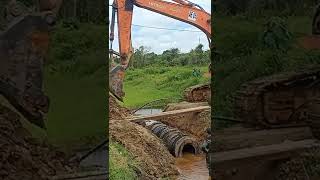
[0,0,62,128]
[234,67,320,129]
[210,67,320,179]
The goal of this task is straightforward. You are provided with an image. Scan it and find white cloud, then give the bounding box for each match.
[109,0,211,54]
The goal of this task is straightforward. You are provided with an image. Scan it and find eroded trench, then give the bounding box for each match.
[134,109,209,180]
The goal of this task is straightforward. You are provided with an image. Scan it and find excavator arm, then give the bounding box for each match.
[109,0,211,100]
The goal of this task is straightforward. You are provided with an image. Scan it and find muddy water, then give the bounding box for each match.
[134,108,162,115]
[176,153,209,180]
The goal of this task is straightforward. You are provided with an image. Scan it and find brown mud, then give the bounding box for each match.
[109,96,211,179]
[109,95,178,179]
[0,104,76,180]
[161,102,211,141]
[109,120,178,179]
[109,94,131,120]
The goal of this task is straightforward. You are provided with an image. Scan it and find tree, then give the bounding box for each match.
[130,46,152,68]
[161,48,180,66]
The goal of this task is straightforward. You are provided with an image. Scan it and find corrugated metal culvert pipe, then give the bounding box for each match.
[139,120,200,157]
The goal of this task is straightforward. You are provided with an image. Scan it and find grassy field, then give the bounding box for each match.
[121,16,318,112]
[123,66,210,108]
[113,66,209,179]
[109,141,138,180]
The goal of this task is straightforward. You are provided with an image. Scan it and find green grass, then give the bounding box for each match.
[123,66,210,108]
[109,141,138,180]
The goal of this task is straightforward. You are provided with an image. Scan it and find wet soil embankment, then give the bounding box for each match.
[109,96,178,179]
[0,104,76,180]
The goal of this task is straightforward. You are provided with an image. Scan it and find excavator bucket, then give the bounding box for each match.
[0,1,58,129]
[109,65,125,101]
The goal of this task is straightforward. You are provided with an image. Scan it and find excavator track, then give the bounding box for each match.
[212,67,320,179]
[234,66,320,129]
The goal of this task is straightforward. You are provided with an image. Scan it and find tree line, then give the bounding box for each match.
[214,0,320,16]
[0,0,106,28]
[117,44,211,69]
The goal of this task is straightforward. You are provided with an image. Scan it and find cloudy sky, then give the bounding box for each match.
[108,0,211,54]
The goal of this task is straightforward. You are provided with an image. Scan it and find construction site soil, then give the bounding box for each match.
[162,101,211,141]
[0,104,76,180]
[109,95,131,120]
[109,96,178,179]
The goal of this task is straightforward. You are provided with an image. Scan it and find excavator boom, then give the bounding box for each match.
[109,0,211,100]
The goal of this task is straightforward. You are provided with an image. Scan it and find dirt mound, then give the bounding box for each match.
[109,94,131,120]
[109,120,178,179]
[184,83,211,103]
[161,102,211,141]
[276,148,320,180]
[109,94,178,178]
[0,104,76,180]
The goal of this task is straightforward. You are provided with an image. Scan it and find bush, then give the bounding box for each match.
[260,17,292,51]
[215,0,315,16]
[47,22,106,75]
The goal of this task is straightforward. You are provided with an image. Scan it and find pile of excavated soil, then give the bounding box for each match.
[109,120,178,179]
[109,94,131,120]
[275,149,320,180]
[161,102,211,141]
[0,105,76,180]
[109,95,178,179]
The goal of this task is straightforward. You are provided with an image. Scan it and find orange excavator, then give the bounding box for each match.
[109,0,212,101]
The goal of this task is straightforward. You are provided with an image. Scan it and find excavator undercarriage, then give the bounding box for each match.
[211,66,320,179]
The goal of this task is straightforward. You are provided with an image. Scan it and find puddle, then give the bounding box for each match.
[134,108,162,115]
[77,146,108,169]
[176,153,209,180]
